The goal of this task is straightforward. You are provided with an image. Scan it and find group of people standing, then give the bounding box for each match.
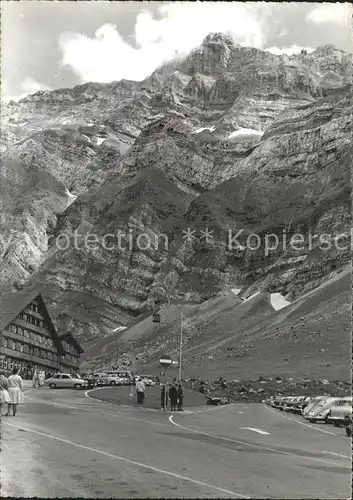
[134,377,184,411]
[32,369,46,388]
[161,382,184,411]
[0,367,24,416]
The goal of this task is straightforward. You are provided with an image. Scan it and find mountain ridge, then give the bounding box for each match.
[1,34,351,373]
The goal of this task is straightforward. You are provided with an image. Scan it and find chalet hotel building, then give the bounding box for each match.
[0,290,83,377]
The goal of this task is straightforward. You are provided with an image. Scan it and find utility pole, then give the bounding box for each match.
[129,351,136,398]
[179,307,183,382]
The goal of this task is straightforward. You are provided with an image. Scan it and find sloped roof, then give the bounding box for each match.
[1,288,44,330]
[1,288,84,354]
[59,332,84,354]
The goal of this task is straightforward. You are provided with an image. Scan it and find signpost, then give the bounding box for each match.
[159,358,172,385]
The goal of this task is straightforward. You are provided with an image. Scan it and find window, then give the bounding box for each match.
[23,344,29,354]
[3,338,8,348]
[11,324,18,334]
[11,341,16,350]
[18,327,24,336]
[61,375,71,379]
[19,313,24,320]
[20,344,24,353]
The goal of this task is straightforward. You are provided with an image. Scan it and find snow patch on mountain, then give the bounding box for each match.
[192,126,216,134]
[65,189,77,207]
[228,128,263,140]
[96,137,106,146]
[270,293,291,311]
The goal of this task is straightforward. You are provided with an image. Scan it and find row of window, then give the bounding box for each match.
[61,353,79,364]
[27,303,39,313]
[3,338,58,361]
[0,358,72,375]
[7,324,55,347]
[19,312,45,328]
[62,340,77,354]
[2,337,78,364]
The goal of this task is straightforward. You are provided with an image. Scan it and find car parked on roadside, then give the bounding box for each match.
[99,374,125,386]
[302,396,330,417]
[304,397,340,423]
[292,396,312,414]
[327,397,352,427]
[283,397,300,412]
[45,373,88,390]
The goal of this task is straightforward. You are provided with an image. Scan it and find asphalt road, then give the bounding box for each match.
[1,384,351,499]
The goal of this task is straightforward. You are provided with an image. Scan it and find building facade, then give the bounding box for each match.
[0,291,83,378]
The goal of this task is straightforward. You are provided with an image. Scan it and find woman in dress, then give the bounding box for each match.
[38,370,45,387]
[0,372,11,415]
[7,366,24,416]
[32,369,39,388]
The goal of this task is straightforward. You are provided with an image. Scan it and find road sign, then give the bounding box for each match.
[159,358,172,367]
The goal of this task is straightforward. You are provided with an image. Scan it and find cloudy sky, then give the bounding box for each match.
[2,1,352,101]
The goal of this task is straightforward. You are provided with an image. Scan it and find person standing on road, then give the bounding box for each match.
[177,383,184,411]
[161,383,168,411]
[38,370,45,387]
[32,369,39,388]
[7,367,24,417]
[0,372,10,415]
[135,377,146,405]
[169,383,178,411]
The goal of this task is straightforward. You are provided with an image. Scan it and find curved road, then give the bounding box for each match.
[1,385,350,499]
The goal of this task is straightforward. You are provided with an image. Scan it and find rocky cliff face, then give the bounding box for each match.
[1,34,351,352]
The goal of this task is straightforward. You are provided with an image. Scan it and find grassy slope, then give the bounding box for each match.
[140,267,351,382]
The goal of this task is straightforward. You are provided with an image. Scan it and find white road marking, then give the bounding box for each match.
[240,427,271,435]
[168,416,345,467]
[321,451,351,460]
[238,412,244,415]
[264,405,338,436]
[2,421,249,499]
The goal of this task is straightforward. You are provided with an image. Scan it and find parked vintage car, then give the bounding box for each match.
[99,374,125,386]
[302,396,330,417]
[291,397,312,414]
[327,397,352,427]
[45,373,88,390]
[304,397,340,423]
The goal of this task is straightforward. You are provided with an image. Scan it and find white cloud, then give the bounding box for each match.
[306,3,351,26]
[2,76,51,102]
[58,3,266,84]
[265,45,315,56]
